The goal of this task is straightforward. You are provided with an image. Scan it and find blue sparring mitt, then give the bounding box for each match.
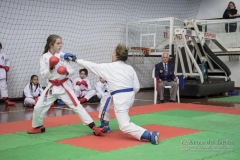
[64,53,77,62]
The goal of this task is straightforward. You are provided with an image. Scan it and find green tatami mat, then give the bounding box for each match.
[0,109,239,160]
[161,112,240,135]
[1,131,238,160]
[209,95,240,103]
[0,142,101,160]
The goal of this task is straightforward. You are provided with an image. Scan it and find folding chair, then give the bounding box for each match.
[152,68,180,104]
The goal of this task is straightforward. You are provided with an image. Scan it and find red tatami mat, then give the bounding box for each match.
[57,124,201,152]
[0,104,173,135]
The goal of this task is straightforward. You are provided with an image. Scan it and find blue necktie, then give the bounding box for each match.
[164,63,168,75]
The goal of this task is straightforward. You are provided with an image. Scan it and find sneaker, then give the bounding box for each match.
[92,126,104,136]
[27,126,45,134]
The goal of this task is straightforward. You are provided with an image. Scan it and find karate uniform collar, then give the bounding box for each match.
[116,60,126,64]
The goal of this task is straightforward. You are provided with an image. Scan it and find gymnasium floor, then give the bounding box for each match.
[1,90,239,123]
[0,90,240,160]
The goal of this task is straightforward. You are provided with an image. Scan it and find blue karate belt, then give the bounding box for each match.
[100,88,134,120]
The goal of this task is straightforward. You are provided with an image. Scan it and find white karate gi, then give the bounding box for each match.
[32,51,93,128]
[76,59,146,140]
[73,77,96,100]
[23,83,43,106]
[95,81,109,99]
[0,50,10,98]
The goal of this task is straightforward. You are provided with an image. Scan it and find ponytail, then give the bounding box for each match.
[42,34,61,54]
[43,43,49,54]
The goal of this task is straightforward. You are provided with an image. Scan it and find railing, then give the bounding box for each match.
[193,18,240,51]
[127,17,240,57]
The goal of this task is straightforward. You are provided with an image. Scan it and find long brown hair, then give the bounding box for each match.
[227,1,236,10]
[43,34,61,54]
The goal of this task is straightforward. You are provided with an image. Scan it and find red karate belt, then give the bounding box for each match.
[0,65,8,81]
[46,78,77,106]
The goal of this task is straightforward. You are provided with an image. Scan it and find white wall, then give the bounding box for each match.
[0,0,201,98]
[2,0,239,98]
[196,0,240,87]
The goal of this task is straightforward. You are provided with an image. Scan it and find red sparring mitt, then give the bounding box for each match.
[3,66,9,72]
[0,65,9,72]
[76,81,81,86]
[49,56,59,69]
[57,66,68,75]
[81,80,88,87]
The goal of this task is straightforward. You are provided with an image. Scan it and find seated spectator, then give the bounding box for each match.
[23,75,43,107]
[95,77,109,100]
[223,1,240,32]
[155,53,178,103]
[73,68,96,103]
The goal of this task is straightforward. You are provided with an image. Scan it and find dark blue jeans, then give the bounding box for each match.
[225,23,237,32]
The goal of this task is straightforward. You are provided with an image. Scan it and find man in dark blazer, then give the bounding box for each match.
[155,53,178,103]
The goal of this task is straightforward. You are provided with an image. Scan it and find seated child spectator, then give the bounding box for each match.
[23,75,43,107]
[95,77,109,100]
[73,68,96,103]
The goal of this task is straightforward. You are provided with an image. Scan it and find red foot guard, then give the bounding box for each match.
[79,98,87,104]
[27,126,45,134]
[92,126,104,136]
[6,100,16,106]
